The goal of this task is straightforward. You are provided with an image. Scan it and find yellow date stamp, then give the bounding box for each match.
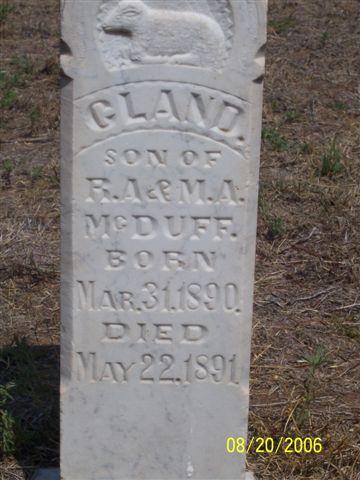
[226,437,323,455]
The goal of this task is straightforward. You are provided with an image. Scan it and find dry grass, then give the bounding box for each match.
[0,0,359,479]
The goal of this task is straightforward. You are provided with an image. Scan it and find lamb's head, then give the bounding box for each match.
[102,0,147,35]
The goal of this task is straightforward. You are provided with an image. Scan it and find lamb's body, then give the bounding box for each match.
[103,1,227,69]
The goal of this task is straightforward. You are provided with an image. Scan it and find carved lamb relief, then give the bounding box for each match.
[97,0,234,70]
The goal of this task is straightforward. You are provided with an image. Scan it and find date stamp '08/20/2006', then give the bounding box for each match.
[226,437,324,455]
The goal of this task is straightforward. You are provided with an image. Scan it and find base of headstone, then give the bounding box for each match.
[32,469,255,480]
[31,469,59,480]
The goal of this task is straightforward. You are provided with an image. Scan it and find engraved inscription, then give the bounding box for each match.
[101,322,208,344]
[77,280,242,314]
[86,177,243,205]
[76,351,240,385]
[73,93,248,384]
[105,250,217,272]
[84,215,240,241]
[76,83,248,153]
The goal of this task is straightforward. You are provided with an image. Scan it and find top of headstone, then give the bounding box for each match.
[61,0,267,98]
[98,0,234,71]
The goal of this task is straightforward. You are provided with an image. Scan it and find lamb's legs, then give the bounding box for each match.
[169,53,198,65]
[139,52,198,66]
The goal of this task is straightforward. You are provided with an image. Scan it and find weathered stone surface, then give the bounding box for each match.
[61,1,266,479]
[33,470,255,480]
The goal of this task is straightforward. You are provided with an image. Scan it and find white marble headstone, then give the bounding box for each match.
[60,1,267,478]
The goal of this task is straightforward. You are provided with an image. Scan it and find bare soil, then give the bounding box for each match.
[0,1,359,479]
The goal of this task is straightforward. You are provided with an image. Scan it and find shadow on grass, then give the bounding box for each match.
[0,338,59,478]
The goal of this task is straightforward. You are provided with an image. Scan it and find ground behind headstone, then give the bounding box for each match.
[0,1,359,479]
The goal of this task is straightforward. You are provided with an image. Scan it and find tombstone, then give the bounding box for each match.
[36,1,267,479]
